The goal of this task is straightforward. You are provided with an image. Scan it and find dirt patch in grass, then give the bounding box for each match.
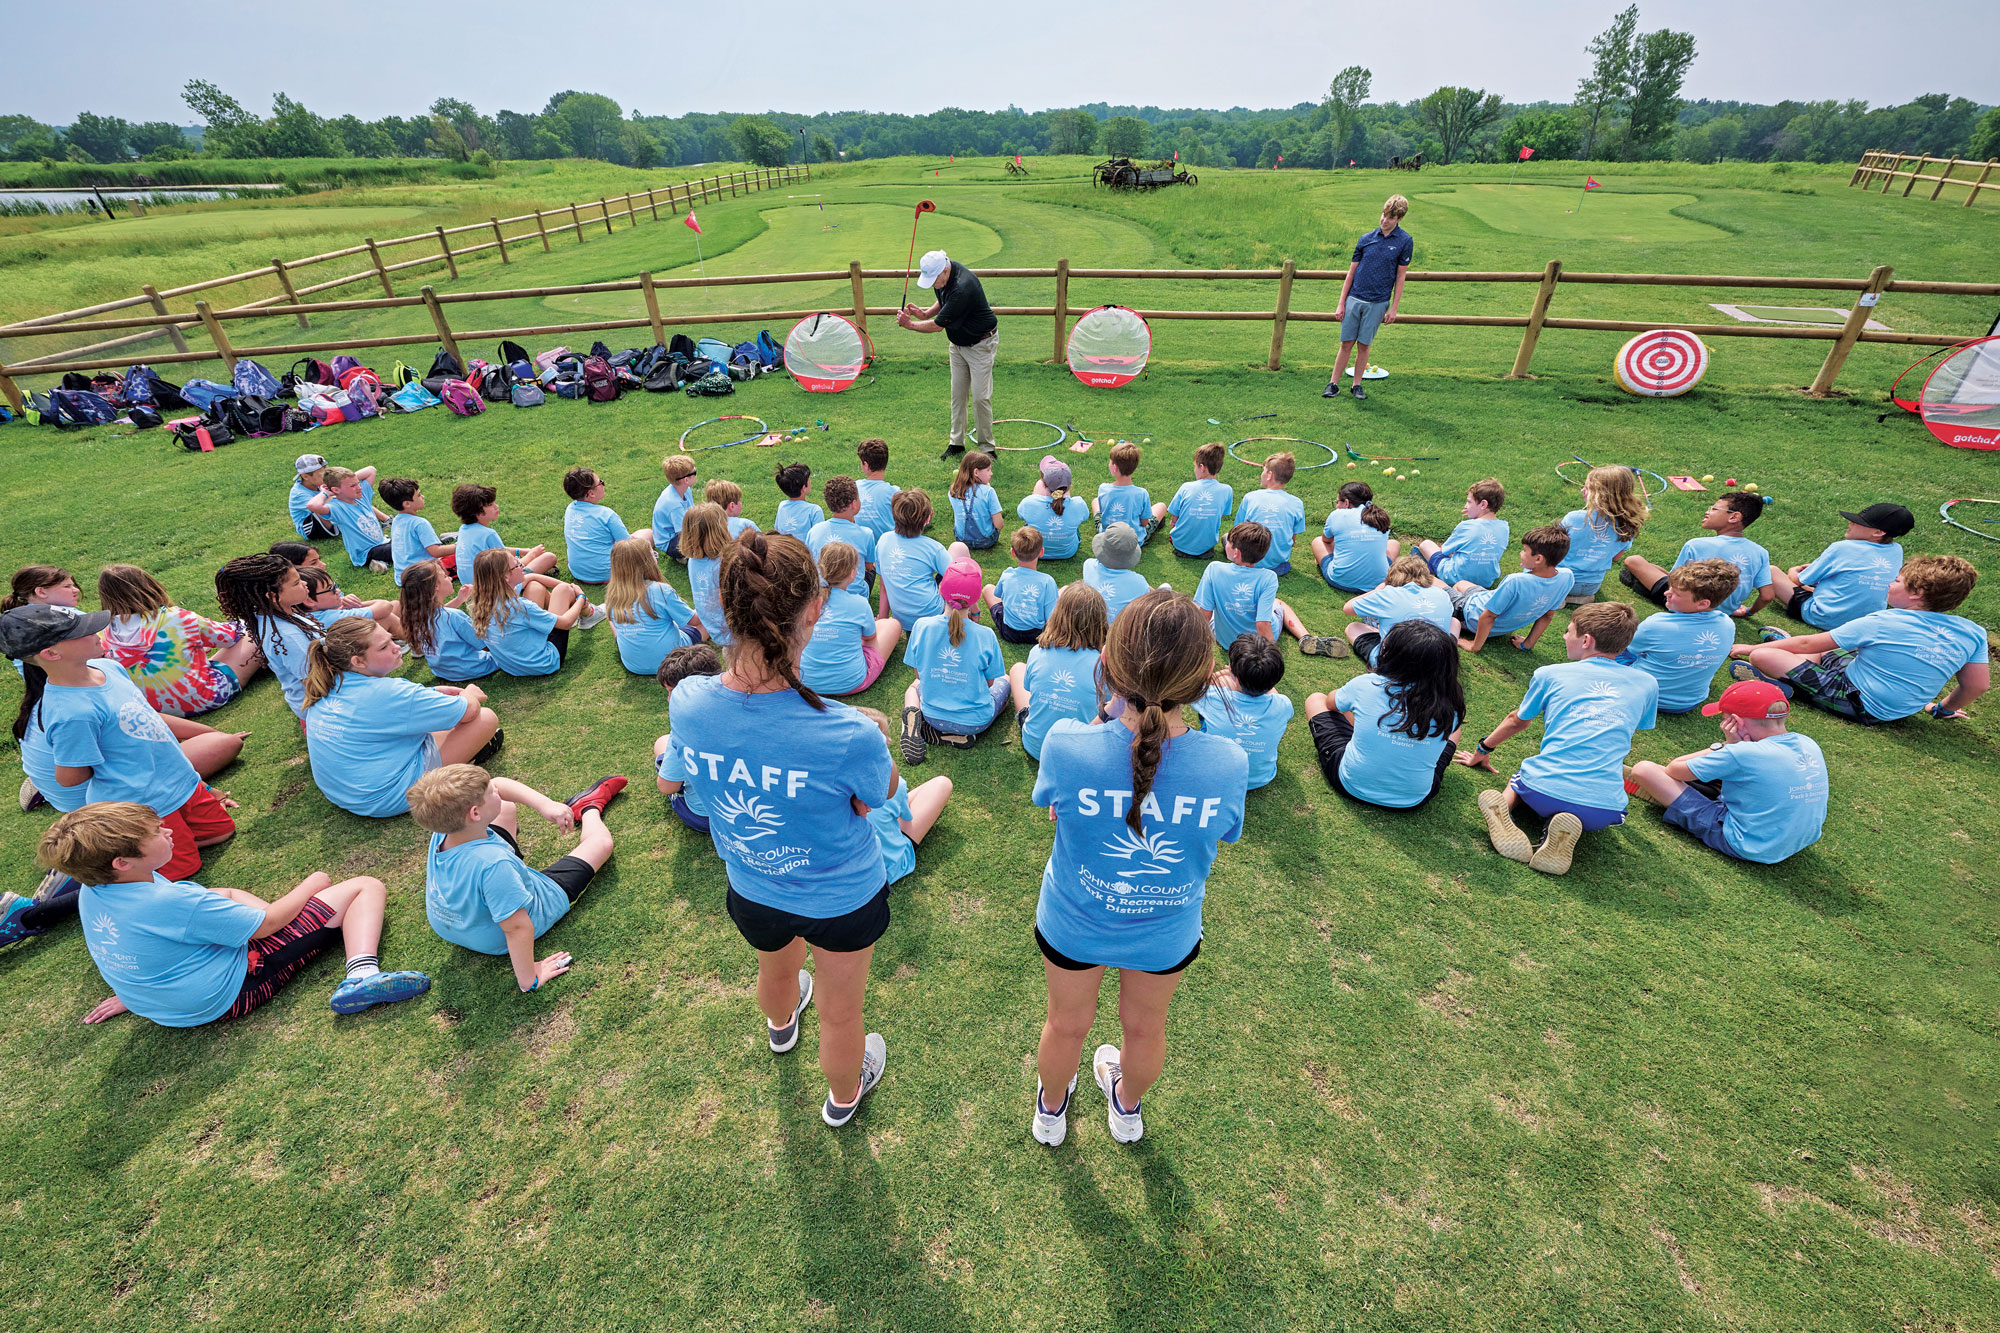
[1416,969,1475,1028]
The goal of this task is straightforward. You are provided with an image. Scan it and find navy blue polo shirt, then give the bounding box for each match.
[1349,225,1413,303]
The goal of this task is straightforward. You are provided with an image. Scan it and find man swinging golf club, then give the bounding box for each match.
[1325,194,1412,403]
[898,249,998,459]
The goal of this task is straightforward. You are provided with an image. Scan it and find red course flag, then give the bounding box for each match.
[1015,154,1021,165]
[1173,150,1179,161]
[1585,177,1602,189]
[683,210,701,233]
[1519,146,1535,161]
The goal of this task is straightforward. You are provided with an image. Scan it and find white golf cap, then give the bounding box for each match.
[917,250,950,289]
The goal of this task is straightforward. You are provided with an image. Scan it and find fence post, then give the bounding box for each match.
[570,204,585,242]
[1508,260,1564,378]
[144,283,191,354]
[1052,257,1070,363]
[270,259,310,330]
[1901,156,1927,198]
[1266,259,1296,371]
[1968,160,1997,207]
[420,286,462,367]
[600,199,614,236]
[0,363,24,416]
[194,299,237,373]
[639,271,666,346]
[1879,153,1903,193]
[1928,157,1957,202]
[534,210,551,252]
[647,188,659,221]
[490,218,510,265]
[1807,264,1893,398]
[434,226,460,280]
[1848,153,1869,188]
[364,239,395,296]
[848,260,868,338]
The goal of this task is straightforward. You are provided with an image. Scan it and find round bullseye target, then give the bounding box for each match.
[1615,329,1709,397]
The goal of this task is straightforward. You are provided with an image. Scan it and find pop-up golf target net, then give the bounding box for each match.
[1919,336,2000,451]
[1066,305,1152,388]
[785,313,869,393]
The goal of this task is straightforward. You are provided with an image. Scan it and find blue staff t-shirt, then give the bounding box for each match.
[1319,519,1392,592]
[950,484,1003,544]
[1236,489,1306,571]
[906,615,1007,729]
[866,778,917,886]
[1032,721,1248,972]
[1436,517,1511,588]
[1684,733,1829,864]
[40,659,200,816]
[1349,225,1413,303]
[856,479,901,541]
[78,874,264,1027]
[1671,535,1772,616]
[389,513,440,585]
[326,482,387,568]
[806,518,877,594]
[875,533,951,629]
[305,672,468,817]
[1021,645,1102,760]
[652,483,694,552]
[1559,509,1635,595]
[1460,568,1576,636]
[1166,478,1235,556]
[1333,672,1458,808]
[1513,658,1659,812]
[1194,685,1295,789]
[612,582,696,676]
[668,676,895,915]
[1097,483,1153,541]
[478,595,562,676]
[800,587,880,696]
[774,499,823,541]
[562,501,629,583]
[1351,583,1454,637]
[1830,607,1990,720]
[422,606,495,682]
[1797,539,1902,630]
[289,479,322,539]
[1195,561,1278,647]
[425,829,573,955]
[995,566,1059,631]
[1083,560,1152,623]
[1017,494,1086,559]
[1623,609,1734,713]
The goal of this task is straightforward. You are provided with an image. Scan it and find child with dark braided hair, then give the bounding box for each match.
[1029,589,1249,1149]
[215,553,326,719]
[664,531,899,1130]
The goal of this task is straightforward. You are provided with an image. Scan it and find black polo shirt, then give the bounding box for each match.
[932,264,998,347]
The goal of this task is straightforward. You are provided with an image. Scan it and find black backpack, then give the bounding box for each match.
[225,395,289,438]
[428,347,464,380]
[668,333,698,361]
[498,340,533,366]
[478,366,511,403]
[643,360,685,392]
[170,414,236,452]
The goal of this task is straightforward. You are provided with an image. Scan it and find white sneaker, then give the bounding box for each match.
[19,776,43,812]
[768,969,813,1053]
[366,559,392,574]
[822,1033,886,1127]
[1093,1043,1145,1143]
[575,602,608,630]
[1033,1073,1079,1146]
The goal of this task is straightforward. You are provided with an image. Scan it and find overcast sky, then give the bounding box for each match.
[11,0,1996,124]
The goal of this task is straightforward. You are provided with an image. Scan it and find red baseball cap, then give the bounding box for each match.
[1701,680,1790,720]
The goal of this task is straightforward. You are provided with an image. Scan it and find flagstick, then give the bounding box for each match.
[694,232,707,287]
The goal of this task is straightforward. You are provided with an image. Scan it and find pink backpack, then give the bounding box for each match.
[439,378,486,416]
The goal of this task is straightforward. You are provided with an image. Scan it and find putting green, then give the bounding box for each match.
[549,202,1003,321]
[1410,184,1723,242]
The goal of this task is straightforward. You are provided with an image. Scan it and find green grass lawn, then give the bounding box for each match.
[2,158,1998,1333]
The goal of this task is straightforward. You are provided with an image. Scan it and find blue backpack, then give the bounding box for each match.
[695,337,735,367]
[45,389,120,427]
[754,330,783,368]
[389,381,440,413]
[179,379,238,411]
[232,359,283,398]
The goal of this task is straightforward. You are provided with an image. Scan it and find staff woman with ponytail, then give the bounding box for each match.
[1030,590,1249,1148]
[666,532,899,1129]
[301,617,500,818]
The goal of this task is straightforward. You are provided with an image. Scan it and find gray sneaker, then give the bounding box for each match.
[366,559,392,574]
[1299,634,1349,659]
[19,776,43,812]
[768,969,814,1054]
[822,1033,886,1127]
[575,602,608,631]
[1093,1043,1145,1143]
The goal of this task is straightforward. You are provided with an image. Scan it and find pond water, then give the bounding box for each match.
[0,186,282,208]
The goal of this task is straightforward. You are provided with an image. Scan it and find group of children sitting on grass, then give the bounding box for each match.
[2,430,1989,1139]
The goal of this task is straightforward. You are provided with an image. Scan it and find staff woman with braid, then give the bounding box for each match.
[1028,590,1249,1148]
[665,532,899,1129]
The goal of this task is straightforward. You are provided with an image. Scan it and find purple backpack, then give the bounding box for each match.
[232,359,283,398]
[439,379,486,416]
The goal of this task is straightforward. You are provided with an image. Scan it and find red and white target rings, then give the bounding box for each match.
[1615,329,1709,397]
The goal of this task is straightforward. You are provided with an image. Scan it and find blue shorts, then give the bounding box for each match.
[1660,786,1740,859]
[670,793,710,833]
[1509,774,1626,831]
[1341,297,1390,345]
[1425,550,1448,577]
[922,678,1011,740]
[1318,553,1368,593]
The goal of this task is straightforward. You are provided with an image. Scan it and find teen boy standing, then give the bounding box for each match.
[1325,195,1412,402]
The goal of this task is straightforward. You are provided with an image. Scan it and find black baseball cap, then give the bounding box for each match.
[1837,503,1914,538]
[0,604,111,661]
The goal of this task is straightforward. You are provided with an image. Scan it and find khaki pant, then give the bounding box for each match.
[949,331,997,453]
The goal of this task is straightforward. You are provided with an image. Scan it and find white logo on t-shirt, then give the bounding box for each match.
[711,791,784,841]
[116,700,175,744]
[1100,828,1186,875]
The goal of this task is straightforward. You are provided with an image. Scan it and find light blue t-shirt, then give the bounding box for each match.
[906,614,1007,730]
[253,615,318,718]
[1333,672,1458,809]
[309,606,375,630]
[18,706,87,813]
[288,479,322,539]
[421,606,495,682]
[1350,583,1455,637]
[1194,685,1295,789]
[1096,483,1153,541]
[326,482,387,568]
[78,874,263,1027]
[652,484,694,551]
[478,596,561,676]
[688,555,730,647]
[800,587,880,696]
[1559,509,1635,594]
[856,479,901,541]
[1671,534,1772,616]
[1083,560,1152,622]
[1017,494,1086,559]
[775,498,824,541]
[807,518,877,594]
[611,582,696,676]
[1195,561,1278,647]
[866,778,918,885]
[656,730,710,818]
[390,513,441,585]
[1021,645,1102,761]
[1684,733,1829,864]
[876,533,951,629]
[40,659,199,816]
[1236,489,1306,571]
[1436,517,1511,588]
[425,829,573,955]
[1513,657,1659,812]
[668,675,895,915]
[1166,478,1235,556]
[727,515,760,541]
[995,566,1059,631]
[1798,539,1902,630]
[950,484,1003,544]
[1319,521,1391,592]
[1032,721,1247,972]
[562,500,629,583]
[1830,608,1991,720]
[304,671,467,817]
[455,521,507,565]
[1624,609,1734,712]
[1460,568,1576,637]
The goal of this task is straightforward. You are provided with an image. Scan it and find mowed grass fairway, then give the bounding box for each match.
[2,158,1998,1332]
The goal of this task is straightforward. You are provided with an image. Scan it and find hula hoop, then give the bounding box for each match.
[1069,424,1156,444]
[987,419,1069,452]
[1227,436,1338,471]
[680,416,768,453]
[1555,457,1672,498]
[1344,443,1441,463]
[1940,498,2000,543]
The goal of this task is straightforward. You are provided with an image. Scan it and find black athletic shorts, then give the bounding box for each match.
[1307,708,1453,809]
[491,824,595,903]
[992,601,1042,645]
[1035,924,1200,975]
[547,626,570,666]
[1784,585,1814,619]
[364,541,393,567]
[727,883,890,954]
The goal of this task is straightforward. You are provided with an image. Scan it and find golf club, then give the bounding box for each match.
[900,200,938,310]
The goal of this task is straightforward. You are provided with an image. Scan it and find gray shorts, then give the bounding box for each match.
[1341,297,1390,345]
